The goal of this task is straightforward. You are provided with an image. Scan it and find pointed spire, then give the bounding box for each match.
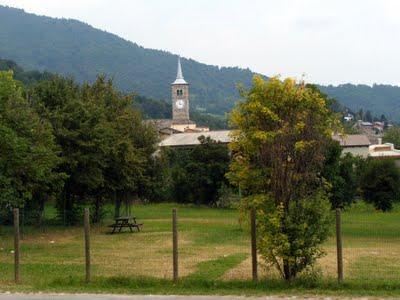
[177,57,184,79]
[173,57,187,84]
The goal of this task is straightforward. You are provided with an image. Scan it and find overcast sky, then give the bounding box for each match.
[1,0,399,86]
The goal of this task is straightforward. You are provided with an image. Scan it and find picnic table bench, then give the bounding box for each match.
[108,216,143,234]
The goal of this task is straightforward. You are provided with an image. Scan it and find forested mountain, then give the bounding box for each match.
[1,6,400,120]
[0,6,254,115]
[319,84,400,122]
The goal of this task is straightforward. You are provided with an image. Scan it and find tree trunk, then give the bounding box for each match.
[283,259,296,281]
[114,191,121,218]
[93,196,102,223]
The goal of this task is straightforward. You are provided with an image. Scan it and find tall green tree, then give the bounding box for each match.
[365,110,373,122]
[360,159,400,212]
[383,127,400,149]
[163,136,231,205]
[228,76,336,281]
[322,141,358,209]
[0,71,62,223]
[30,75,158,223]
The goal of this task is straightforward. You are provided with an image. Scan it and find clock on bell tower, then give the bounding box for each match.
[172,57,190,121]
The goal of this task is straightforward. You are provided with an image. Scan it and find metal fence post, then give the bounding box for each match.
[172,208,178,282]
[336,208,343,283]
[13,208,20,284]
[250,208,258,282]
[84,208,91,283]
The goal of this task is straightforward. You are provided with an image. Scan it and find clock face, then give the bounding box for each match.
[176,99,185,109]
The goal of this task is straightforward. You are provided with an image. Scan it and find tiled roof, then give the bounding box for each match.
[160,131,371,148]
[159,130,231,147]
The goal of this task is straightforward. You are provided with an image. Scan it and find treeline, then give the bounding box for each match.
[0,71,159,224]
[0,58,54,85]
[160,136,232,206]
[0,70,232,225]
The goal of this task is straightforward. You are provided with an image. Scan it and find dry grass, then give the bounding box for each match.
[1,202,400,286]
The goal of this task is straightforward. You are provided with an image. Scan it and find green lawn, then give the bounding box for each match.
[1,202,400,296]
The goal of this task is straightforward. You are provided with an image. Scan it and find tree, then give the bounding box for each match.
[185,136,230,205]
[0,71,63,223]
[357,109,364,121]
[383,127,400,149]
[30,75,158,223]
[360,159,400,212]
[322,141,358,209]
[228,76,336,281]
[365,110,373,122]
[163,136,231,205]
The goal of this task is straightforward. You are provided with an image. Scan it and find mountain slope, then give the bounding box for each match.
[319,84,400,121]
[1,6,400,120]
[0,6,255,115]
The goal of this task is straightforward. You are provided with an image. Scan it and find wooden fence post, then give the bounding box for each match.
[172,208,178,282]
[250,208,258,282]
[13,208,20,284]
[84,208,91,283]
[336,208,343,283]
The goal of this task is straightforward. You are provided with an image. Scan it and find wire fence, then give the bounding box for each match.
[1,204,400,286]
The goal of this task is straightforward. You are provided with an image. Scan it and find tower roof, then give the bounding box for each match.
[172,57,187,85]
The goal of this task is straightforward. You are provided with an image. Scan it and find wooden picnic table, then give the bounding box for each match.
[108,216,143,234]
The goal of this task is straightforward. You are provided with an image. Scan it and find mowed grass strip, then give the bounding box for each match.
[185,253,248,280]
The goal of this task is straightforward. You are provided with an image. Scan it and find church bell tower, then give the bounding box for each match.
[172,57,190,121]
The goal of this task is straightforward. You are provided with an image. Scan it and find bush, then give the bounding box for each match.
[215,184,240,208]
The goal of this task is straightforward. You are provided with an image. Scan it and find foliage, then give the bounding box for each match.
[29,75,158,223]
[0,71,63,223]
[215,184,240,208]
[383,127,400,149]
[228,76,337,280]
[257,191,332,280]
[322,141,359,209]
[360,159,400,212]
[0,58,53,85]
[162,136,231,205]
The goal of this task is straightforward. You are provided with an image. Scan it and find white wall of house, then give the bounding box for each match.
[342,147,370,158]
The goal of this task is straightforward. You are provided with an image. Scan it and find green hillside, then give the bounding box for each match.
[1,5,400,120]
[319,84,400,122]
[0,6,255,115]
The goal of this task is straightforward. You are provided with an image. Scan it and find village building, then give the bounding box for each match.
[343,113,354,122]
[160,130,374,157]
[332,134,371,158]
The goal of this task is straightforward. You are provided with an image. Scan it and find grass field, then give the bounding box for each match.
[1,202,400,296]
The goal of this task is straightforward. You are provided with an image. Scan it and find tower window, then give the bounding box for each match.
[177,89,183,96]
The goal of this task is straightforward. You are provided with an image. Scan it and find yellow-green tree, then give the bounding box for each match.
[228,76,337,281]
